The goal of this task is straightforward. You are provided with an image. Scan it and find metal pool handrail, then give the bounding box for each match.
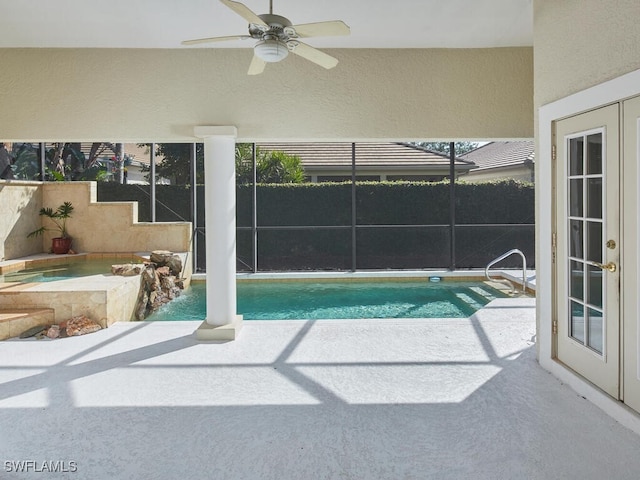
[485,248,528,294]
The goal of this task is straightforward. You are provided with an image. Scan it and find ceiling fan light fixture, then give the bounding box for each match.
[254,39,289,62]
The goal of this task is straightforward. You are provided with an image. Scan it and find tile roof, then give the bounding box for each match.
[460,141,534,171]
[257,142,475,170]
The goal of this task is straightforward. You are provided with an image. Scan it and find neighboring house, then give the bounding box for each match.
[460,141,534,183]
[72,143,168,185]
[6,142,168,184]
[258,142,476,182]
[122,143,171,185]
[123,157,151,184]
[62,142,168,185]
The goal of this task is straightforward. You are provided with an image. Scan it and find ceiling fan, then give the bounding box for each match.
[182,0,350,75]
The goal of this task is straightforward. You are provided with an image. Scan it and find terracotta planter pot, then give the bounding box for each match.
[52,237,72,255]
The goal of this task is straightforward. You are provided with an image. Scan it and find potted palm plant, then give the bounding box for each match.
[27,201,75,254]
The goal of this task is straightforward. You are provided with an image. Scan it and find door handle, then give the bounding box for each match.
[591,261,617,273]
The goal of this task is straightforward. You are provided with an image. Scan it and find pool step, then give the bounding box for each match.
[449,285,505,314]
[0,308,55,341]
[452,291,486,311]
[468,285,500,302]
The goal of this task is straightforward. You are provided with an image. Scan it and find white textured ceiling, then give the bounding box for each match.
[0,0,532,49]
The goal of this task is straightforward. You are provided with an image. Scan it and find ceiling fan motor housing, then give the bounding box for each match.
[249,14,293,36]
[258,13,291,27]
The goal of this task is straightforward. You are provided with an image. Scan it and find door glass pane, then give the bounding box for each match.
[587,178,603,218]
[570,220,583,258]
[563,127,608,359]
[569,179,583,216]
[559,119,611,371]
[586,264,603,309]
[569,137,584,176]
[587,133,602,175]
[586,221,602,263]
[587,307,603,354]
[570,260,584,300]
[571,300,585,343]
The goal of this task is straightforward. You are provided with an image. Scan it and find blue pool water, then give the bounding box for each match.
[147,280,506,321]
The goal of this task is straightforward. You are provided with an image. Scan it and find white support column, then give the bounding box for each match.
[194,126,243,341]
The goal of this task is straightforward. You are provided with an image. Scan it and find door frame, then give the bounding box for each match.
[621,96,640,412]
[538,68,640,434]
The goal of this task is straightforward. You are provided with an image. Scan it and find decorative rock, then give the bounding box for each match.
[111,264,145,276]
[66,315,102,336]
[141,266,159,291]
[165,256,183,277]
[135,290,149,321]
[161,275,176,291]
[155,266,171,276]
[150,250,172,262]
[150,250,183,277]
[150,291,172,312]
[19,325,49,339]
[45,325,60,339]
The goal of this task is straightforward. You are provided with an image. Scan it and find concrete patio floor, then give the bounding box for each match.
[2,297,640,479]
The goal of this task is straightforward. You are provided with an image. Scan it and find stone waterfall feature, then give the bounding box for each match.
[111,250,185,320]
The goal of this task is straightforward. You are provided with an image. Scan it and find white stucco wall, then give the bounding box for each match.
[533,0,640,429]
[0,47,532,142]
[533,0,640,108]
[534,0,640,348]
[0,181,42,260]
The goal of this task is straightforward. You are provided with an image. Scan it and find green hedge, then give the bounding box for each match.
[356,182,450,224]
[254,183,352,226]
[97,180,534,269]
[454,180,535,224]
[98,180,534,226]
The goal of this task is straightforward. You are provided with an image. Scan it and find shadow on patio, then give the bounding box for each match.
[1,298,640,479]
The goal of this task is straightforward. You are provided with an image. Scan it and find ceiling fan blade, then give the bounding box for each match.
[289,41,338,70]
[220,0,267,27]
[248,55,266,75]
[289,20,350,38]
[181,35,252,46]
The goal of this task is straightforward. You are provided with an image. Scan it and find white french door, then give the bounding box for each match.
[555,104,620,398]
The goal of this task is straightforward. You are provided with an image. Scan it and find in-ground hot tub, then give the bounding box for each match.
[0,252,192,330]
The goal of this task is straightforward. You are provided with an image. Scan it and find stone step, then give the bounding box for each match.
[0,308,55,341]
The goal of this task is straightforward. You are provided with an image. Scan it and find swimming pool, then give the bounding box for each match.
[147,280,507,321]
